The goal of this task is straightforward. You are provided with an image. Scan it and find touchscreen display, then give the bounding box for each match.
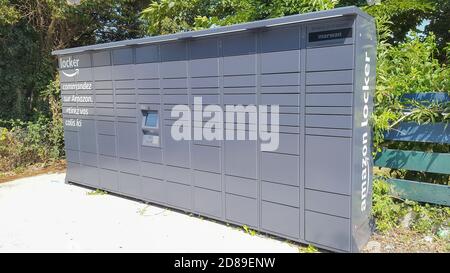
[145,111,158,128]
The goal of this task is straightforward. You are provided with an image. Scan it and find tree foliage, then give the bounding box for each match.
[6,0,150,50]
[340,0,449,62]
[424,0,450,63]
[140,0,338,35]
[0,0,151,121]
[0,0,20,25]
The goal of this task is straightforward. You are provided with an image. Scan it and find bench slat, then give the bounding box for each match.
[402,92,449,104]
[384,122,450,144]
[375,149,450,174]
[386,178,450,206]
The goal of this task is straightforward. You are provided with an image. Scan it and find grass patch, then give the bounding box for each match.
[242,225,257,236]
[298,245,319,253]
[137,205,149,216]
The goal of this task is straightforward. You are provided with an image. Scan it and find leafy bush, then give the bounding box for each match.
[377,33,450,127]
[0,77,64,172]
[372,179,407,232]
[411,203,450,234]
[373,20,450,152]
[0,116,63,171]
[372,179,450,234]
[377,33,450,96]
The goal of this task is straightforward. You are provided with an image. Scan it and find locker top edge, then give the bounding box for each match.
[52,6,372,56]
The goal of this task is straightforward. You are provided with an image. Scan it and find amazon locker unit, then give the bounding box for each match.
[53,6,376,252]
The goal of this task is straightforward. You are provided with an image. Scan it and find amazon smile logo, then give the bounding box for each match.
[62,69,79,77]
[60,56,80,78]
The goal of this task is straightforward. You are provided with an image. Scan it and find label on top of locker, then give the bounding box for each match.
[306,17,354,47]
[309,28,352,42]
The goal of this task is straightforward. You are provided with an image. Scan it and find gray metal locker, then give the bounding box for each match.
[53,6,376,252]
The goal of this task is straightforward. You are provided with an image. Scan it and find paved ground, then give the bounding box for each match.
[0,173,299,252]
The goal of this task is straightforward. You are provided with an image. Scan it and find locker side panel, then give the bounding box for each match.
[351,15,376,252]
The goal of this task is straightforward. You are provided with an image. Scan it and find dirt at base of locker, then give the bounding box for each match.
[0,160,66,184]
[363,228,449,253]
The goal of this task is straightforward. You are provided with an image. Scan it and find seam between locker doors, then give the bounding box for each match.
[299,24,307,241]
[157,44,167,205]
[132,47,144,199]
[256,30,262,231]
[219,39,226,221]
[187,40,195,213]
[91,52,101,190]
[111,50,121,194]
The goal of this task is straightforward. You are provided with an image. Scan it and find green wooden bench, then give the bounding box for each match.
[374,92,450,206]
